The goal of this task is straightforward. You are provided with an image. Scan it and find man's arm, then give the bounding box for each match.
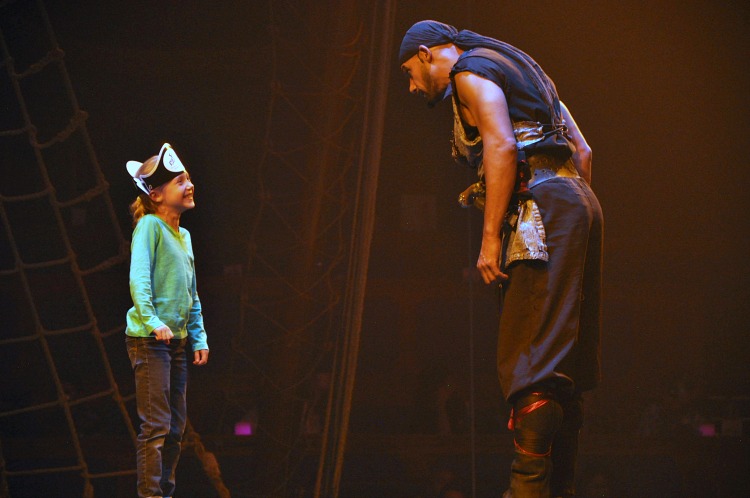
[560,101,592,184]
[453,71,517,285]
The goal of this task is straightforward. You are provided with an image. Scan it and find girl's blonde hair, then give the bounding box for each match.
[129,155,160,227]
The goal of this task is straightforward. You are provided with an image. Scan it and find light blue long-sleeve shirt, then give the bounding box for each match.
[126,214,208,351]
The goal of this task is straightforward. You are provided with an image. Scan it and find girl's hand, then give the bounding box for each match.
[193,349,209,366]
[152,325,174,344]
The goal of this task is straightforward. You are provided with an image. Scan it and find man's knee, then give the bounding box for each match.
[511,390,564,457]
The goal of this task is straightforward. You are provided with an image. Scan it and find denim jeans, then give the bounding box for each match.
[126,336,188,498]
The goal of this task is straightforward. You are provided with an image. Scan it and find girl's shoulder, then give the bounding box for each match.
[139,213,159,224]
[132,214,164,237]
[133,213,156,228]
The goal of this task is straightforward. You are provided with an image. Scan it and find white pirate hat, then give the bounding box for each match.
[126,143,187,194]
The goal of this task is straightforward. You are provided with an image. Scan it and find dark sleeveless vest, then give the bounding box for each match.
[449,47,574,171]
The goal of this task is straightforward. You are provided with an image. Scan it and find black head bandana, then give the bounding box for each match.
[398,20,458,65]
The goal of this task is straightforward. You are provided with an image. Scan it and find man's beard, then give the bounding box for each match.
[427,86,449,108]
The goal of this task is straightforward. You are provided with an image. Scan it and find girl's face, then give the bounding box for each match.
[151,173,195,212]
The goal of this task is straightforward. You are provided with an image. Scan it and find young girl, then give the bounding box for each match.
[125,143,209,498]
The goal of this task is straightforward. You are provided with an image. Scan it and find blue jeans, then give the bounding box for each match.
[126,336,188,498]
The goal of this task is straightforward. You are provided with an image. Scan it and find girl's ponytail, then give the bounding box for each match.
[129,193,158,227]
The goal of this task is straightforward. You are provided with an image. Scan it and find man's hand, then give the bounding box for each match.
[477,235,508,285]
[152,325,174,344]
[193,349,209,366]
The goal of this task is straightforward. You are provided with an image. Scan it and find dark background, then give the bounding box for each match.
[45,0,748,405]
[2,0,749,496]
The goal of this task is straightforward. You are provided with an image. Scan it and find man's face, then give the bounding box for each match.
[400,47,448,107]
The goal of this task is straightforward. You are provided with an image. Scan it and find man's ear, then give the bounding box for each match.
[418,44,432,63]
